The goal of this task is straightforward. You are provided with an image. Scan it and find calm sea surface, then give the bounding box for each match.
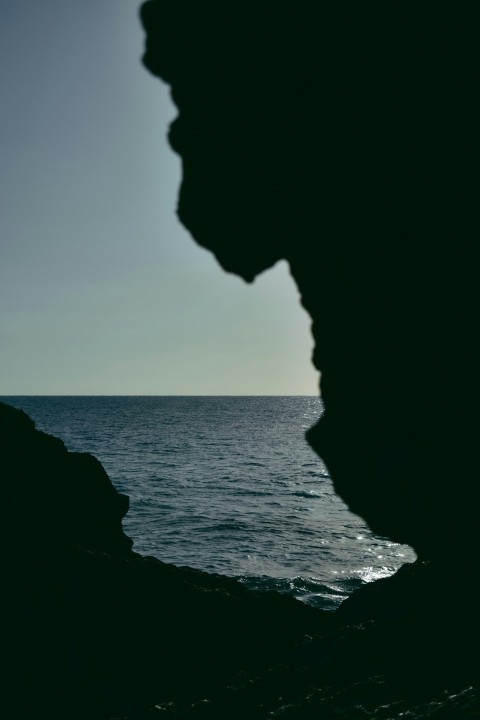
[2,396,416,610]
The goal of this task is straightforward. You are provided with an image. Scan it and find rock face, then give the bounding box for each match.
[140,3,479,561]
[1,400,132,557]
[135,5,480,716]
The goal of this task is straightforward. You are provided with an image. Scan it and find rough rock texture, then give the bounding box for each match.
[140,3,479,561]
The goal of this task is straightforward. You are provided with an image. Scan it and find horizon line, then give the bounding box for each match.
[0,393,320,398]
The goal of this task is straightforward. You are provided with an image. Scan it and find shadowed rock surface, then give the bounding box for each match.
[140,3,479,561]
[2,400,132,557]
[137,3,479,717]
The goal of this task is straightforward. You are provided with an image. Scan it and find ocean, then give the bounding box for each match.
[2,396,416,610]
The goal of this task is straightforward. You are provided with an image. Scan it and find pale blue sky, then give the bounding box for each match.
[0,1,318,395]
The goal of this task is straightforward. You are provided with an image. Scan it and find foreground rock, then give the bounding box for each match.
[2,400,132,557]
[2,400,479,718]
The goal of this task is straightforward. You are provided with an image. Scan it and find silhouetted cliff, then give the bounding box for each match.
[138,3,480,717]
[140,2,479,561]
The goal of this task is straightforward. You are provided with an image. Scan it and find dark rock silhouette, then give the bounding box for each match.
[140,2,479,562]
[3,4,479,718]
[1,401,132,557]
[137,3,480,717]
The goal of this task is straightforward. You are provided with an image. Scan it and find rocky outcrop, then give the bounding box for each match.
[137,4,480,717]
[1,400,132,557]
[140,2,480,562]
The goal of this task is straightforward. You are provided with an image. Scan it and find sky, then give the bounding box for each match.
[0,1,319,396]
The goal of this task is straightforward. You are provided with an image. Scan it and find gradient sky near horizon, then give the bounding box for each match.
[0,1,319,396]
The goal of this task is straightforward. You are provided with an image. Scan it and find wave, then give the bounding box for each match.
[291,490,322,498]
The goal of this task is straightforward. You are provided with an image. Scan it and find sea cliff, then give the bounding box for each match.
[136,5,480,714]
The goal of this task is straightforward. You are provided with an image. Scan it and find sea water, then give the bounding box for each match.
[1,396,416,610]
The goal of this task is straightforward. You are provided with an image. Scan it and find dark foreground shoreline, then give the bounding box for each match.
[2,399,478,719]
